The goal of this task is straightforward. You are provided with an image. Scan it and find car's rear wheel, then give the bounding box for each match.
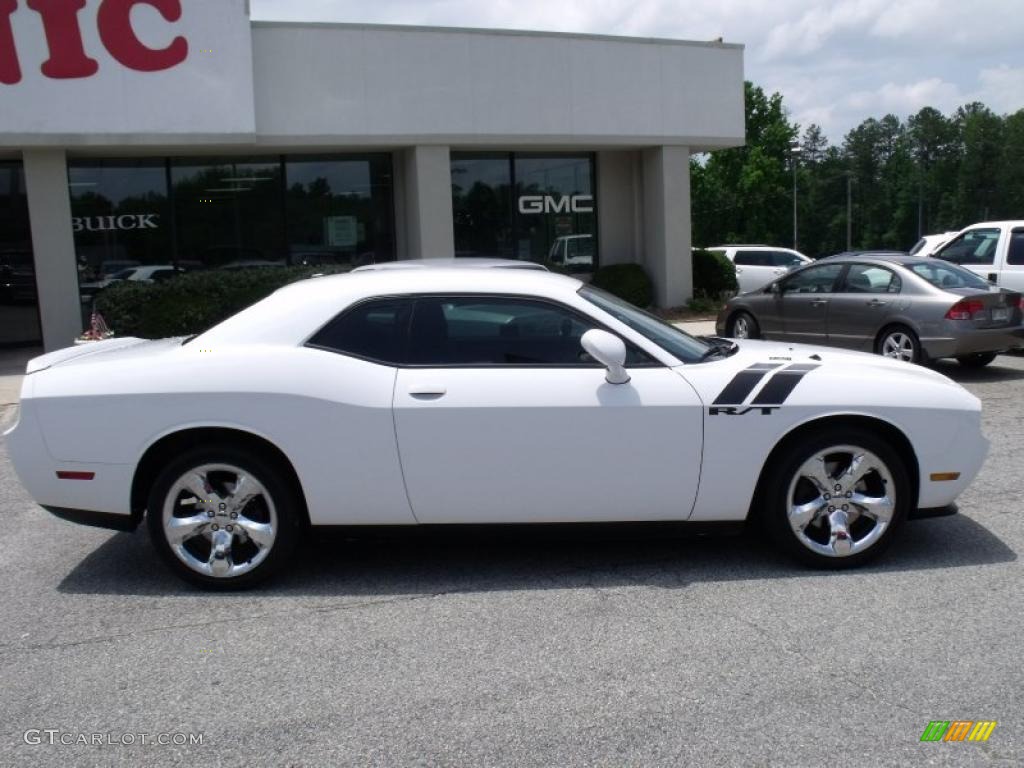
[763,428,910,568]
[876,326,923,364]
[728,311,760,339]
[147,445,299,589]
[956,352,998,368]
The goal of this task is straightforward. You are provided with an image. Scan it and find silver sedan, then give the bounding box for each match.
[716,255,1024,366]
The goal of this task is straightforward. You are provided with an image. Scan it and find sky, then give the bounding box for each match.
[249,0,1024,146]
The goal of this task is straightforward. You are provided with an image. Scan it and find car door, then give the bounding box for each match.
[776,262,845,344]
[392,295,703,524]
[826,263,901,351]
[733,250,774,293]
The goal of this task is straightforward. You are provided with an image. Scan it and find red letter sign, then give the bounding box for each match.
[26,0,99,79]
[0,0,20,85]
[97,0,187,72]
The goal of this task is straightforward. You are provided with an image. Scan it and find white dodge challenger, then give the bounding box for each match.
[5,267,989,587]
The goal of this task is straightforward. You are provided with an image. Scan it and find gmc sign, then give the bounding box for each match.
[518,194,594,215]
[0,0,188,85]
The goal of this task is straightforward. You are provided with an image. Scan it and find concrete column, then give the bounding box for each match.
[22,149,82,351]
[402,146,455,260]
[596,151,639,267]
[642,146,693,307]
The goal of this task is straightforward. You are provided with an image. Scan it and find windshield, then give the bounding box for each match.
[578,285,713,363]
[909,261,992,290]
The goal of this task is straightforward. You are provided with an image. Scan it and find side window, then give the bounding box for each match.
[771,251,804,267]
[307,298,412,365]
[1007,229,1024,266]
[936,228,1000,265]
[842,264,900,294]
[734,250,768,267]
[407,296,651,367]
[780,263,844,294]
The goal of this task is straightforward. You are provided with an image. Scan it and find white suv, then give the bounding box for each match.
[705,245,811,293]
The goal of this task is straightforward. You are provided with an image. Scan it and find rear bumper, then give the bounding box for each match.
[922,325,1024,358]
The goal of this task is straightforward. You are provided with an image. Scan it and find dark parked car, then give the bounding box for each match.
[716,254,1024,366]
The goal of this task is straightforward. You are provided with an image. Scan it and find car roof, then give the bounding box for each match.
[809,253,946,268]
[353,258,547,272]
[193,267,583,346]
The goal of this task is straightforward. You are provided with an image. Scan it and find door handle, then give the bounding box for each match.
[988,273,998,283]
[408,385,447,398]
[810,299,829,307]
[865,299,888,307]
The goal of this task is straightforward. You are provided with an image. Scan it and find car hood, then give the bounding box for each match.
[691,337,973,403]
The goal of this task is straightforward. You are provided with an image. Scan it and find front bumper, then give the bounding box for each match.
[908,503,958,521]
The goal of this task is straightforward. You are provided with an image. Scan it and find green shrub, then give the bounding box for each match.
[686,296,721,314]
[692,249,738,300]
[589,264,653,308]
[95,266,350,338]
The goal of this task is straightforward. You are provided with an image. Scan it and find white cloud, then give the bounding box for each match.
[977,65,1024,114]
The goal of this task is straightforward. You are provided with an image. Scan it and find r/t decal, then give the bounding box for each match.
[710,363,820,415]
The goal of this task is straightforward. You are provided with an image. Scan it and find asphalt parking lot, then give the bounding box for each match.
[0,354,1021,767]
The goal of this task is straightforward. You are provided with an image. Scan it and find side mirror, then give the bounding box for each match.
[770,282,782,295]
[581,329,630,385]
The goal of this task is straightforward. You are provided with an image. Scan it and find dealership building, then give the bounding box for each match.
[0,0,745,351]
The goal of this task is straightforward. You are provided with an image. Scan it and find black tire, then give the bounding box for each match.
[146,443,300,589]
[762,427,910,569]
[727,311,760,339]
[875,325,924,364]
[956,352,998,368]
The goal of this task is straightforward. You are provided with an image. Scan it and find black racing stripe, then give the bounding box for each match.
[751,365,819,405]
[712,364,782,405]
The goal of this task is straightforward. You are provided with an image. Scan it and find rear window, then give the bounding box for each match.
[308,298,412,364]
[909,262,992,290]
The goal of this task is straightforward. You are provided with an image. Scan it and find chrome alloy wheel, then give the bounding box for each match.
[732,314,752,339]
[786,446,895,558]
[161,464,278,578]
[880,331,915,362]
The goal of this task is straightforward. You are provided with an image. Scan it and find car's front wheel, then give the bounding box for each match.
[147,445,300,589]
[763,428,910,568]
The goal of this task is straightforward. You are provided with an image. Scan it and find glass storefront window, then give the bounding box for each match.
[286,155,395,267]
[171,158,284,269]
[68,153,396,314]
[0,161,41,345]
[514,155,595,271]
[69,160,171,281]
[451,152,597,272]
[451,154,513,259]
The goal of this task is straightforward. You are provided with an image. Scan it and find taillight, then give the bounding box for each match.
[1016,296,1024,310]
[946,299,985,321]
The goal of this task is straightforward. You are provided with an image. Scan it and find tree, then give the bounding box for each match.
[691,81,797,247]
